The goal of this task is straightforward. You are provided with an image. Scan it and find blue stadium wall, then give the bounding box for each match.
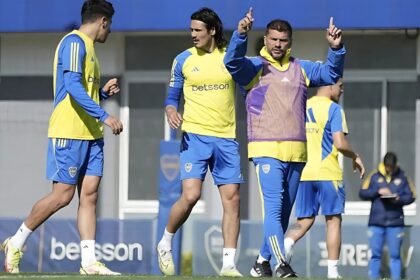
[1,0,420,32]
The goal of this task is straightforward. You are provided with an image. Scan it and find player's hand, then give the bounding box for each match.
[352,154,365,179]
[378,187,392,196]
[103,78,120,97]
[326,17,342,49]
[238,7,254,35]
[104,115,123,135]
[166,106,183,129]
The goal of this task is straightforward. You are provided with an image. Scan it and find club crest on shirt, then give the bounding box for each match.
[185,162,192,173]
[262,164,270,174]
[377,177,384,183]
[68,167,78,178]
[394,178,402,186]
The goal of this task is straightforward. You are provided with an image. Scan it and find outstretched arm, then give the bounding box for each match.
[224,8,261,89]
[300,17,346,87]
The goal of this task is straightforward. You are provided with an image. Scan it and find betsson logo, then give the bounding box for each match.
[192,83,229,92]
[50,237,143,261]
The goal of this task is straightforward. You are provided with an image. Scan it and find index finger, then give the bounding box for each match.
[246,7,253,19]
[329,17,334,27]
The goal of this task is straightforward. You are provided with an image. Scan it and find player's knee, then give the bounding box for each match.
[55,196,72,209]
[80,191,98,205]
[49,189,73,209]
[227,192,240,205]
[183,192,201,205]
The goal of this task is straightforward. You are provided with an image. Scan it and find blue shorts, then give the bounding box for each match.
[180,132,243,186]
[46,138,104,185]
[295,180,345,217]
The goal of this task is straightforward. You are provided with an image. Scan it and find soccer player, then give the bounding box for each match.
[283,79,365,279]
[224,8,346,278]
[2,0,122,275]
[156,7,243,277]
[360,152,415,280]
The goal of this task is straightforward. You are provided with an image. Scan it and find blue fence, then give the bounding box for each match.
[0,219,153,274]
[193,220,419,278]
[1,218,418,277]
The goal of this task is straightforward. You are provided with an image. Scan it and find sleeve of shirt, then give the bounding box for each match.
[64,72,109,122]
[359,173,380,200]
[165,53,188,109]
[299,46,346,87]
[329,103,348,134]
[168,56,184,89]
[224,31,263,90]
[99,88,110,101]
[61,35,85,74]
[393,175,416,206]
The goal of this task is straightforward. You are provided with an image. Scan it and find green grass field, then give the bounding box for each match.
[0,274,370,280]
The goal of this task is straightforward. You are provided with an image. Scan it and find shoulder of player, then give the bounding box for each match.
[59,33,86,52]
[173,48,194,66]
[62,33,85,45]
[324,102,344,122]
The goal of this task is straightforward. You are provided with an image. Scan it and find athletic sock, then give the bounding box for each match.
[222,248,236,269]
[10,222,32,250]
[81,240,96,267]
[158,228,174,251]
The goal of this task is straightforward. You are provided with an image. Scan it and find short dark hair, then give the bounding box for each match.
[191,7,227,49]
[81,0,114,24]
[266,19,293,38]
[383,152,397,167]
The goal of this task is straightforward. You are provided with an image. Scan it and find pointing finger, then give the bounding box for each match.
[246,7,254,22]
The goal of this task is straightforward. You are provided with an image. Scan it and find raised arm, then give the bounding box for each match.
[224,8,262,89]
[300,17,346,87]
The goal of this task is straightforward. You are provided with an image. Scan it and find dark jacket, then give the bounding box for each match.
[359,163,416,227]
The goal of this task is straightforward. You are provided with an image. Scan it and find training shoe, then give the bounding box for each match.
[157,247,175,276]
[274,262,297,278]
[250,257,272,277]
[328,275,342,279]
[2,237,23,273]
[220,266,243,277]
[80,261,121,275]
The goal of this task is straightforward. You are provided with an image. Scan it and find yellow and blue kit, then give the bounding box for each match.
[224,30,345,263]
[295,96,349,218]
[46,30,109,184]
[165,47,243,185]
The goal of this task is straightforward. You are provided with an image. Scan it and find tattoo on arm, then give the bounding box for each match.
[288,223,302,231]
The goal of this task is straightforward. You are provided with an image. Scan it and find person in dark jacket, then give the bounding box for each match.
[359,152,416,280]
